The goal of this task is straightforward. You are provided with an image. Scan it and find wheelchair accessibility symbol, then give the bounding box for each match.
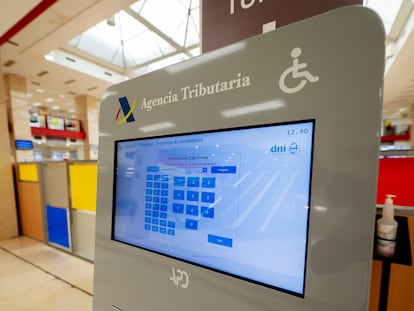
[279,47,319,94]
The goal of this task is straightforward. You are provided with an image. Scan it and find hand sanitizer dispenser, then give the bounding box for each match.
[376,194,398,257]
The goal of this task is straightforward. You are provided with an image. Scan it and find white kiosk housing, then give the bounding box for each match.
[94,7,385,311]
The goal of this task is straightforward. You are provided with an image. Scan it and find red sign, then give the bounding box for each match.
[202,0,362,52]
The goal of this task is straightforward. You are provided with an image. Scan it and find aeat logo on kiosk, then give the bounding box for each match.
[115,97,136,125]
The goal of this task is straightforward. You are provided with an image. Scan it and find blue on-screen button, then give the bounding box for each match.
[147,167,159,172]
[208,235,233,247]
[211,166,237,174]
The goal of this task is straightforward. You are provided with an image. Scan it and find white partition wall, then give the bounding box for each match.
[94,7,385,311]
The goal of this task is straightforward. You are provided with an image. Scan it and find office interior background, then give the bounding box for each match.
[1,0,414,163]
[0,0,414,310]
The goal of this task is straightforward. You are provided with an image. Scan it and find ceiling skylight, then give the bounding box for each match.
[130,0,200,48]
[66,0,199,76]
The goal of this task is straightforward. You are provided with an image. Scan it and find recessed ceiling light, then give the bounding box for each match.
[26,93,33,98]
[32,102,42,107]
[51,106,60,110]
[45,97,55,103]
[36,88,44,93]
[69,109,75,113]
[64,102,73,106]
[44,54,54,61]
[58,94,65,98]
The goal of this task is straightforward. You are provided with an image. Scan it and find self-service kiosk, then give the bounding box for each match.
[94,6,385,311]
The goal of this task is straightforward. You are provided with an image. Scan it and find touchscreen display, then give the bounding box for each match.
[112,120,314,296]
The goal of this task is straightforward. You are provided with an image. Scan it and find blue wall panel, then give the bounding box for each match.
[46,205,70,248]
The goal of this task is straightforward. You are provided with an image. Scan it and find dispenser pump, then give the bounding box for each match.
[382,194,397,225]
[376,194,398,257]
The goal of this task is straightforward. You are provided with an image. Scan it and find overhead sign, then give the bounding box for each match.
[15,139,33,150]
[201,0,362,52]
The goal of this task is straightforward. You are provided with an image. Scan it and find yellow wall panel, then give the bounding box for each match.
[69,163,97,212]
[19,163,38,182]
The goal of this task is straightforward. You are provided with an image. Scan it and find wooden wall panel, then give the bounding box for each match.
[17,181,44,241]
[369,260,382,311]
[387,214,414,310]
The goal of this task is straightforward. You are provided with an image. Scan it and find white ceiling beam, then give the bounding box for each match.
[19,0,136,57]
[124,7,194,57]
[125,43,199,74]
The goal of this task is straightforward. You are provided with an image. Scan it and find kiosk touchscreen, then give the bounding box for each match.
[94,6,385,311]
[113,120,314,296]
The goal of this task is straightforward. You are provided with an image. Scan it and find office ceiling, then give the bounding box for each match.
[1,0,414,120]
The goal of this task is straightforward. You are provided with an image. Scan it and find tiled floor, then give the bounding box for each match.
[0,236,93,311]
